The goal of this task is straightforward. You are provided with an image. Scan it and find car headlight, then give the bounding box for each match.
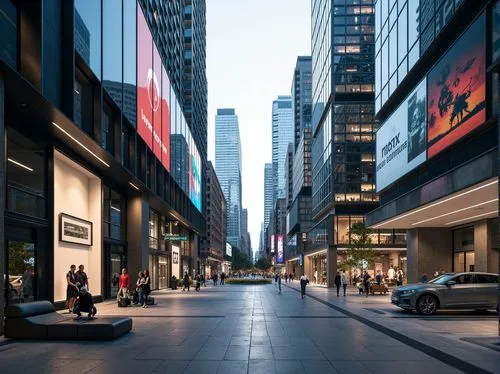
[400,290,416,296]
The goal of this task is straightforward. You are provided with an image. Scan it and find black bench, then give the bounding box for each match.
[4,301,132,340]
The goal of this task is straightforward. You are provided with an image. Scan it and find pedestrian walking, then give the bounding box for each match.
[66,265,78,313]
[117,268,130,301]
[341,270,348,296]
[397,270,403,286]
[284,274,288,283]
[182,272,190,292]
[363,270,370,297]
[300,274,309,298]
[274,273,278,285]
[278,274,282,294]
[220,272,225,285]
[195,273,201,291]
[334,271,341,297]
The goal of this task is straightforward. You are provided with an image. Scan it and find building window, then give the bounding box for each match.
[6,127,47,218]
[149,210,159,249]
[75,0,101,79]
[0,0,17,70]
[74,69,93,135]
[103,0,123,109]
[101,103,114,155]
[103,186,125,241]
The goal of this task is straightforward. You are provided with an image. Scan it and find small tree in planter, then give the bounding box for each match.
[345,222,375,274]
[254,257,271,271]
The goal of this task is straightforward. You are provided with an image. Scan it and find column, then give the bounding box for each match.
[326,246,337,288]
[407,228,452,283]
[474,220,497,273]
[127,192,150,280]
[0,72,5,335]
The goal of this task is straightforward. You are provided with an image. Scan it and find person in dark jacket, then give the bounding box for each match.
[300,274,309,299]
[182,272,190,292]
[73,287,96,320]
[362,270,370,297]
[334,271,341,296]
[142,269,151,308]
[195,274,201,291]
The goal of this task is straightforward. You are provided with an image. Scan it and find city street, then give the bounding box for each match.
[0,284,498,374]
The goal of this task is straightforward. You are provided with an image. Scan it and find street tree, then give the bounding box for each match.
[345,222,376,271]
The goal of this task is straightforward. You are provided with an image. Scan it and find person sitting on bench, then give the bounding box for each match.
[74,287,97,320]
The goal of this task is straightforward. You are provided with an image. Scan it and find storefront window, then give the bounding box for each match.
[379,229,393,245]
[7,241,35,304]
[6,127,47,218]
[337,217,350,244]
[149,210,159,249]
[75,0,101,79]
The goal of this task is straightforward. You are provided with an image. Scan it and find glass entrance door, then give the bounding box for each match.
[106,244,126,299]
[6,241,36,304]
[158,256,169,289]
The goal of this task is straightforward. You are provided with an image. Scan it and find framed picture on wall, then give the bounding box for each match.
[59,213,93,246]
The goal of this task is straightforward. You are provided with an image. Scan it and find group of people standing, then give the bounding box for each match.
[65,264,89,313]
[211,272,226,286]
[117,268,151,308]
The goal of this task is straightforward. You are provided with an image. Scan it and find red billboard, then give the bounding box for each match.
[427,14,486,158]
[137,6,153,149]
[152,44,162,161]
[161,66,170,171]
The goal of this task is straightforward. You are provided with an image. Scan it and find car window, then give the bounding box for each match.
[453,275,474,284]
[429,274,454,284]
[475,274,499,284]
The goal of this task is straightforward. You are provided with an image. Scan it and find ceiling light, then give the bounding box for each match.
[110,205,121,213]
[8,158,34,172]
[128,182,139,190]
[372,180,498,228]
[445,210,498,226]
[52,122,110,167]
[411,199,499,226]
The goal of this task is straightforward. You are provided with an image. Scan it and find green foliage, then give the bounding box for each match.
[254,257,272,271]
[345,222,376,270]
[225,279,272,285]
[8,242,34,275]
[231,247,252,270]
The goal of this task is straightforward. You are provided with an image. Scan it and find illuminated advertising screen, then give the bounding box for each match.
[152,44,162,161]
[190,147,202,212]
[136,6,153,149]
[161,66,170,171]
[376,79,427,192]
[270,235,275,253]
[226,243,232,257]
[277,235,284,264]
[427,13,486,158]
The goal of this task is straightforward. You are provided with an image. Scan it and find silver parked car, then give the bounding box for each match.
[391,272,499,315]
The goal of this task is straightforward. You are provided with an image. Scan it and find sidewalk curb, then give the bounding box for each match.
[284,284,493,374]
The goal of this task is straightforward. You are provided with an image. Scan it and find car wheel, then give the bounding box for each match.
[416,294,438,315]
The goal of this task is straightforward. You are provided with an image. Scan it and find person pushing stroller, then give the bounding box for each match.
[73,286,97,320]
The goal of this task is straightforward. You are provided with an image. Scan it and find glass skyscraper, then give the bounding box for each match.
[215,109,242,248]
[272,95,294,201]
[264,163,273,229]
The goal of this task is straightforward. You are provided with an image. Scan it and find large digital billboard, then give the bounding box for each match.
[226,243,232,257]
[277,235,284,264]
[427,13,486,158]
[152,44,163,161]
[190,146,202,212]
[270,235,275,253]
[376,79,427,192]
[161,66,170,171]
[137,6,153,149]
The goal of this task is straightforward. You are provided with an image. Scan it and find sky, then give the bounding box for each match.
[206,0,311,258]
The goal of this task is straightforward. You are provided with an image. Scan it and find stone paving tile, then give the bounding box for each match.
[150,360,190,373]
[224,345,250,360]
[217,360,248,374]
[182,360,219,374]
[249,359,278,374]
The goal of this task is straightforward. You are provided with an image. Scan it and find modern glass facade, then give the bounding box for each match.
[264,163,273,229]
[292,57,312,151]
[215,109,242,248]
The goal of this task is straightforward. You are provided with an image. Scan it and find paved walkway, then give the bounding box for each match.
[0,284,498,373]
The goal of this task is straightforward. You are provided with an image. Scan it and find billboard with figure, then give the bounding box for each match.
[277,235,284,264]
[427,13,486,158]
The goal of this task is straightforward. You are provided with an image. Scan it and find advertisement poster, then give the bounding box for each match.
[171,246,180,278]
[136,6,153,149]
[277,235,284,264]
[427,14,485,158]
[226,243,232,257]
[190,149,202,212]
[152,44,162,161]
[161,66,170,171]
[376,79,427,192]
[271,235,275,253]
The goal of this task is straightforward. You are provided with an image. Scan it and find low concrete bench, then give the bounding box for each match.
[4,301,132,340]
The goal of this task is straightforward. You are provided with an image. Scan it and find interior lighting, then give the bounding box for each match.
[110,205,121,213]
[128,182,139,190]
[8,158,34,172]
[445,210,498,226]
[372,180,498,228]
[411,199,499,226]
[52,122,110,167]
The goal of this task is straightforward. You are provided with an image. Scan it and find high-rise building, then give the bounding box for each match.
[264,163,273,229]
[201,161,227,276]
[292,56,312,152]
[215,108,242,248]
[0,0,208,333]
[241,208,252,258]
[272,95,293,201]
[366,0,499,282]
[285,143,294,210]
[308,0,386,287]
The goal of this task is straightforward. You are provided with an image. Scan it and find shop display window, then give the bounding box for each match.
[7,241,35,305]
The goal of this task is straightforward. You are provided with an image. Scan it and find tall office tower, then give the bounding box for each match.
[285,143,294,210]
[241,208,252,258]
[264,163,273,229]
[292,56,312,152]
[215,109,242,248]
[271,95,293,201]
[309,0,378,287]
[366,1,498,282]
[201,162,227,275]
[183,0,208,162]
